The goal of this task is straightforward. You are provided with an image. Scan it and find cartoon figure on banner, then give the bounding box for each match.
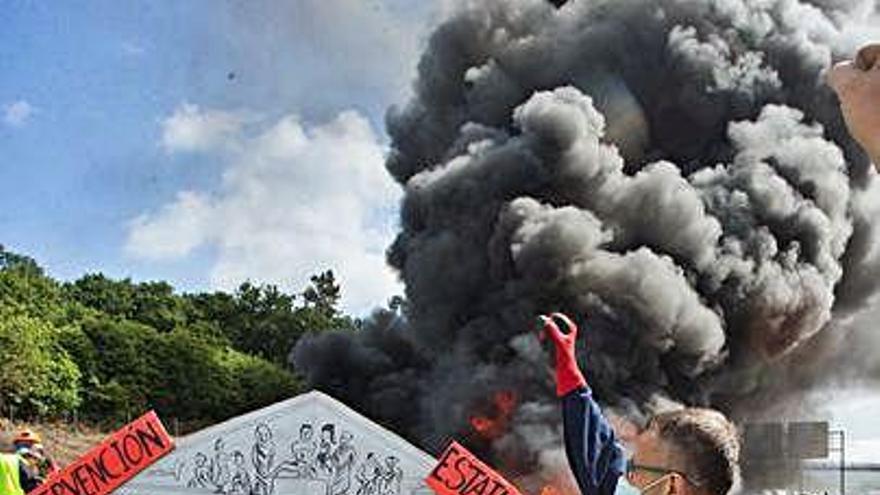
[288,423,318,477]
[316,423,337,477]
[330,431,357,495]
[211,438,232,490]
[228,451,251,495]
[356,452,384,495]
[252,423,276,495]
[187,453,212,488]
[380,456,402,495]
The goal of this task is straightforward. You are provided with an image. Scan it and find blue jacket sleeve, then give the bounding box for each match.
[562,386,625,495]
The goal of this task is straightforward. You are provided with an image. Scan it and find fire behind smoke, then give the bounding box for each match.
[470,390,519,441]
[293,0,880,489]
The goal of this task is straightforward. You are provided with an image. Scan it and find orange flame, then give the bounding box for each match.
[470,416,496,434]
[469,390,519,440]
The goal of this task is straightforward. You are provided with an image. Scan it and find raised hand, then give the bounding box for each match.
[539,313,587,397]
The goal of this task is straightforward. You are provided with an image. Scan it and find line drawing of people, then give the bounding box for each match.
[227,451,251,495]
[168,458,188,482]
[187,452,213,488]
[329,431,357,495]
[315,423,337,478]
[355,452,383,495]
[272,423,317,481]
[252,423,276,495]
[210,438,232,493]
[380,456,402,495]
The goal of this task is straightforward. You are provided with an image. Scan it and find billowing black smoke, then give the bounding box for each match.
[294,0,880,487]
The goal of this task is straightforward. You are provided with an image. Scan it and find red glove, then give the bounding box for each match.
[539,313,587,397]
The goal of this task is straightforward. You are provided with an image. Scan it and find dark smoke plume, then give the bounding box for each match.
[294,0,880,488]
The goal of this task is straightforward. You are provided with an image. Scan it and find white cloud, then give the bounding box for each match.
[126,191,214,259]
[3,100,35,127]
[129,108,402,314]
[121,41,146,57]
[160,103,250,153]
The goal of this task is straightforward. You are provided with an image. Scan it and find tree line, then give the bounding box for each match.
[0,245,357,430]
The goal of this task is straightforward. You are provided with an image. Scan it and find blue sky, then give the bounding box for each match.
[2,2,208,279]
[1,0,439,313]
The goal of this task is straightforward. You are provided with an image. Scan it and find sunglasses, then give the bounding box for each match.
[626,459,700,488]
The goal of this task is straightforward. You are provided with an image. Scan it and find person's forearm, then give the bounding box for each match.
[561,387,625,495]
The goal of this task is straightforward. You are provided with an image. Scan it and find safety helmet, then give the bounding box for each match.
[13,429,41,445]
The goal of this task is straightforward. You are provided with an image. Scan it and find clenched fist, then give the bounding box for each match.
[827,43,880,168]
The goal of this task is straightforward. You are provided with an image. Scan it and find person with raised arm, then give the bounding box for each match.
[540,313,739,495]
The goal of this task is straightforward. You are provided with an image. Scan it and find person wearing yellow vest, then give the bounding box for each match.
[0,452,23,495]
[0,450,36,495]
[12,430,56,485]
[1,428,44,495]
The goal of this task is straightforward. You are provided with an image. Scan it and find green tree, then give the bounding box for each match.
[190,283,296,365]
[217,348,299,415]
[0,246,336,426]
[0,312,82,416]
[302,270,341,317]
[76,317,161,419]
[190,275,355,367]
[0,251,73,324]
[61,314,301,424]
[130,281,189,332]
[65,274,135,318]
[0,244,43,277]
[66,275,190,332]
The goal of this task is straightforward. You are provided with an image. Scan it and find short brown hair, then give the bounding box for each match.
[648,408,740,495]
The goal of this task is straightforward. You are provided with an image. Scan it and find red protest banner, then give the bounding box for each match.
[426,441,523,495]
[28,410,174,495]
